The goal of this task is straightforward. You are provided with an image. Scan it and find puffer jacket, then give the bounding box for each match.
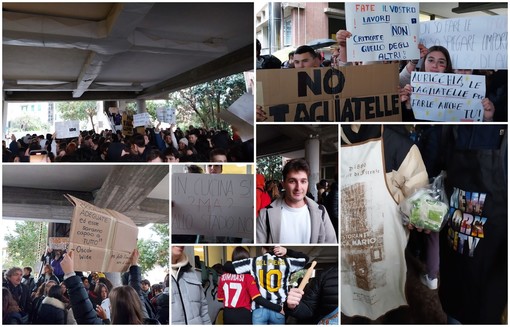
[64,275,103,325]
[35,296,67,324]
[285,266,338,323]
[171,263,211,325]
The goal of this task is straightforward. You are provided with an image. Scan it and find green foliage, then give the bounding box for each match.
[8,114,50,133]
[137,223,169,273]
[256,155,283,182]
[56,101,98,132]
[4,221,48,270]
[168,73,246,130]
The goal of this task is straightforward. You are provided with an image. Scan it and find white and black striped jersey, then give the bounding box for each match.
[233,253,307,308]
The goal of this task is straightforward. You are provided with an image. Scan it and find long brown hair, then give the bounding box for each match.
[109,286,143,324]
[3,287,21,316]
[420,45,454,73]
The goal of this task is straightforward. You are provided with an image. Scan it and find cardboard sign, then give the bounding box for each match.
[55,121,80,139]
[420,16,508,69]
[411,72,486,122]
[48,237,69,250]
[156,107,176,124]
[172,173,253,239]
[66,194,138,272]
[256,63,402,122]
[346,3,420,62]
[122,113,133,136]
[133,112,151,127]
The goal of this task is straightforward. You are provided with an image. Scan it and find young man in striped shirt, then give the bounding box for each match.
[233,246,309,324]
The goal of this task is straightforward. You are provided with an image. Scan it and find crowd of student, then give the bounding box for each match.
[2,124,253,163]
[3,249,169,325]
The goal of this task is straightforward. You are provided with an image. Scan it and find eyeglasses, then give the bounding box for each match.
[426,57,447,67]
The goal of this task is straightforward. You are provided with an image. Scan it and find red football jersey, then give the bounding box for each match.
[218,273,260,311]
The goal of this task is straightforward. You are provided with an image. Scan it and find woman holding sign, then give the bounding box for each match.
[61,249,151,324]
[400,46,495,122]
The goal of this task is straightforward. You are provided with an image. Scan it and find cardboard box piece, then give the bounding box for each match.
[65,194,138,273]
[257,63,402,122]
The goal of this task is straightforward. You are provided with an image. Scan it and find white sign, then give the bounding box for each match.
[218,93,254,141]
[172,173,254,239]
[133,112,151,127]
[411,72,486,122]
[346,3,420,62]
[55,121,80,139]
[156,107,176,124]
[420,16,508,69]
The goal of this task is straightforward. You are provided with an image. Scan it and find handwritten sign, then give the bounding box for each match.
[346,3,419,62]
[122,113,133,136]
[411,72,486,122]
[66,194,138,272]
[420,16,508,69]
[156,107,176,124]
[256,63,402,122]
[55,121,80,139]
[172,173,253,239]
[48,237,69,250]
[133,112,151,127]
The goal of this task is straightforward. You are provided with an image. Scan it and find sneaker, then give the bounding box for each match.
[420,274,438,290]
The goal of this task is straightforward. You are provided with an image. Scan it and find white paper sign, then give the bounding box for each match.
[55,121,80,139]
[411,72,486,122]
[172,173,254,239]
[218,93,254,141]
[156,107,176,124]
[133,112,151,127]
[420,16,508,69]
[346,3,420,62]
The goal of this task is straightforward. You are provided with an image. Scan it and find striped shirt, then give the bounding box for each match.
[233,253,306,308]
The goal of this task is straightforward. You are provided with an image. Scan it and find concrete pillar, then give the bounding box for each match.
[136,99,147,113]
[3,101,8,140]
[305,137,320,201]
[105,272,122,287]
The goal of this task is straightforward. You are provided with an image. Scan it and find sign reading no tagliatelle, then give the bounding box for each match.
[172,173,253,239]
[420,16,508,69]
[256,64,402,122]
[346,3,420,62]
[410,72,486,122]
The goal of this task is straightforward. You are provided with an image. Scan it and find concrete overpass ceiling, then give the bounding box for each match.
[3,165,113,192]
[2,165,169,225]
[256,124,338,158]
[3,3,254,101]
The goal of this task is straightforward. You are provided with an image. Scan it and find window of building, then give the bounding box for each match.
[283,17,292,46]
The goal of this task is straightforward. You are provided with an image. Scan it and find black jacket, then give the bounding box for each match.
[285,266,338,324]
[35,296,67,324]
[64,275,102,325]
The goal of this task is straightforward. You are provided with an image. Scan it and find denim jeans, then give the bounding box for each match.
[447,315,462,324]
[252,307,285,325]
